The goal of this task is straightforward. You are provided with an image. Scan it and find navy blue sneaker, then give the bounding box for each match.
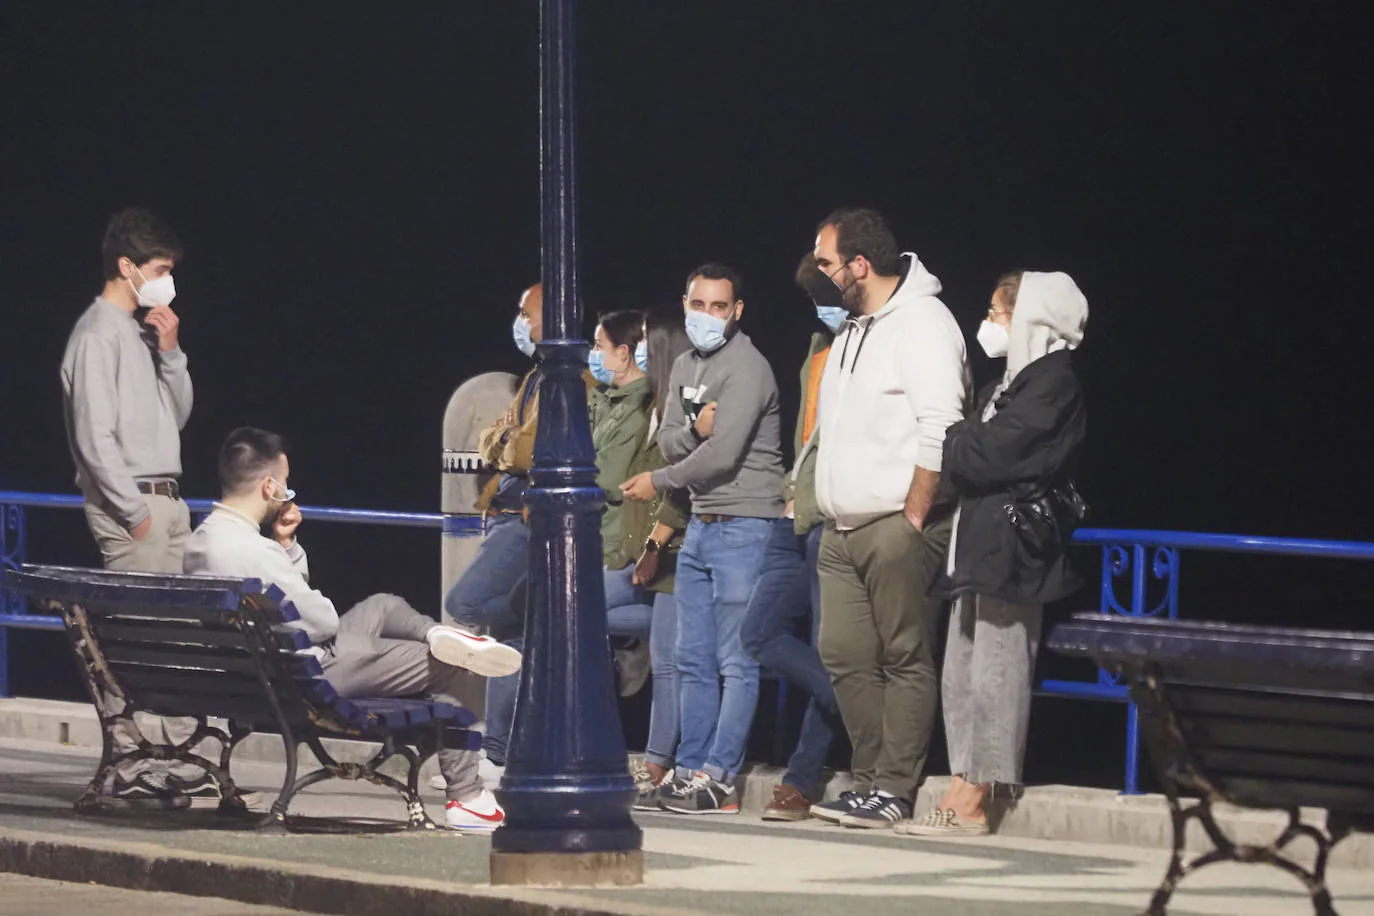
[810,789,866,823]
[839,790,912,829]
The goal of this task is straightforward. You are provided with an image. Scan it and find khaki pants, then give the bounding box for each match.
[84,493,199,783]
[817,511,950,801]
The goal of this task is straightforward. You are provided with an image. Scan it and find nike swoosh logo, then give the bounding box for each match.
[451,805,505,823]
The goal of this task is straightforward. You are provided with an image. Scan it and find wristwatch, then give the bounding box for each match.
[643,538,664,554]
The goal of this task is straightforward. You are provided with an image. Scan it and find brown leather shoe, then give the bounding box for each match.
[762,783,812,821]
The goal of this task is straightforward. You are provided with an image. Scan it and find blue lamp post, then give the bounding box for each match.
[488,0,644,887]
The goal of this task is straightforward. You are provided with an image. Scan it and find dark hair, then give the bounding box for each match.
[219,427,287,495]
[643,305,692,422]
[684,262,743,302]
[995,270,1024,308]
[794,252,820,288]
[817,208,901,276]
[597,309,645,352]
[102,208,183,280]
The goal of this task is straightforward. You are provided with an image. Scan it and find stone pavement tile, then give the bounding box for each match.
[5,738,1374,916]
[0,871,309,915]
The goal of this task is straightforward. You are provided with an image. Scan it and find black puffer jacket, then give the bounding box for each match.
[939,350,1086,605]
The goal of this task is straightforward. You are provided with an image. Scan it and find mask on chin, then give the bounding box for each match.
[801,266,853,331]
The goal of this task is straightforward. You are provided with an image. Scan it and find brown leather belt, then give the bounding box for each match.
[695,514,736,524]
[137,479,181,499]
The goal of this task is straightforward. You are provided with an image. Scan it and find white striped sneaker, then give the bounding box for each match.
[425,626,522,677]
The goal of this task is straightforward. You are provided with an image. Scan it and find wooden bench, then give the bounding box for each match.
[2,563,479,831]
[1048,613,1374,916]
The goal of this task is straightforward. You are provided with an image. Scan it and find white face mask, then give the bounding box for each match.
[977,319,1009,359]
[266,477,296,502]
[128,265,176,308]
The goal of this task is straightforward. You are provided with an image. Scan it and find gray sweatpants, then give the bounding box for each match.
[84,494,199,782]
[321,593,482,802]
[941,593,1043,786]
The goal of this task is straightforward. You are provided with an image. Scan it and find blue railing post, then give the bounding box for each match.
[488,0,642,886]
[0,503,28,697]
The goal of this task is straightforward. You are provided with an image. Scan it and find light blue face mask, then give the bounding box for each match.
[815,305,848,332]
[513,315,535,357]
[684,310,730,353]
[634,339,648,371]
[588,348,615,386]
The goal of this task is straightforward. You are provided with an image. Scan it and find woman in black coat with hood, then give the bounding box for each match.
[898,270,1088,837]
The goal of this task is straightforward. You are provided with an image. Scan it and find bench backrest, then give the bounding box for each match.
[1049,614,1374,815]
[1,564,359,733]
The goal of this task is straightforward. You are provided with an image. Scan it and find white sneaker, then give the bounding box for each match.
[445,789,505,832]
[432,759,505,792]
[479,757,506,790]
[425,626,522,677]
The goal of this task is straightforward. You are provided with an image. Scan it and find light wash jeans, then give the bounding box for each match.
[941,593,1043,786]
[673,516,771,784]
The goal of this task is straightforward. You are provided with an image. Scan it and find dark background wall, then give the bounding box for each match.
[3,1,1372,787]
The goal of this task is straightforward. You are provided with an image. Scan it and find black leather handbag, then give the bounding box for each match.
[1004,480,1089,560]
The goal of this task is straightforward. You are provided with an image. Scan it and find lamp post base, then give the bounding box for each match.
[489,850,644,887]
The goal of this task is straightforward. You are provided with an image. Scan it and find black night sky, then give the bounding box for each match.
[3,2,1372,787]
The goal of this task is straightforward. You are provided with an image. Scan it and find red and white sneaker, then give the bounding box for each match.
[445,789,505,832]
[426,626,523,677]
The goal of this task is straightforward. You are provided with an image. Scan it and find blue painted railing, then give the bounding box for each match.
[0,490,483,696]
[1042,527,1374,794]
[4,490,1372,796]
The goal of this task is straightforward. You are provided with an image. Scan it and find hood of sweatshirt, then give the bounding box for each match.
[1005,271,1088,382]
[836,253,943,372]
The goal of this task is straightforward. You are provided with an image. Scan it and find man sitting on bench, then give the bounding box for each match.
[184,426,521,832]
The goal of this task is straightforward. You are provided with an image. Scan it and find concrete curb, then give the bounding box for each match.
[0,827,702,916]
[6,697,1372,868]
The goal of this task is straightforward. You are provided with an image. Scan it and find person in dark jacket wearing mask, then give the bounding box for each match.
[898,270,1088,838]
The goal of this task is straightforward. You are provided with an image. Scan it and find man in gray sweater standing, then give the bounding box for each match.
[60,207,199,806]
[621,263,785,814]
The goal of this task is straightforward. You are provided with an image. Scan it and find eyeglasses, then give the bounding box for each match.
[986,306,1012,320]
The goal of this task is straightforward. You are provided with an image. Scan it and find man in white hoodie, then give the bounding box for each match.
[183,427,522,832]
[808,209,970,829]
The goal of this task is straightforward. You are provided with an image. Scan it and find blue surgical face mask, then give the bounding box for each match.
[634,339,648,371]
[588,348,615,385]
[684,310,730,353]
[815,305,848,332]
[513,315,535,357]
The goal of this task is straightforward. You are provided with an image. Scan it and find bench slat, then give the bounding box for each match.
[96,622,311,654]
[1170,684,1374,729]
[1182,714,1374,759]
[103,645,323,679]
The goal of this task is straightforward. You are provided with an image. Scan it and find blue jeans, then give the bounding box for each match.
[674,516,771,783]
[740,520,841,797]
[646,589,679,769]
[444,513,528,640]
[483,566,658,765]
[603,565,653,639]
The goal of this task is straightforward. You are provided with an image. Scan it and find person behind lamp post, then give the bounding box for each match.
[443,284,546,643]
[809,208,970,829]
[898,271,1088,838]
[740,252,850,821]
[473,309,659,781]
[620,263,787,815]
